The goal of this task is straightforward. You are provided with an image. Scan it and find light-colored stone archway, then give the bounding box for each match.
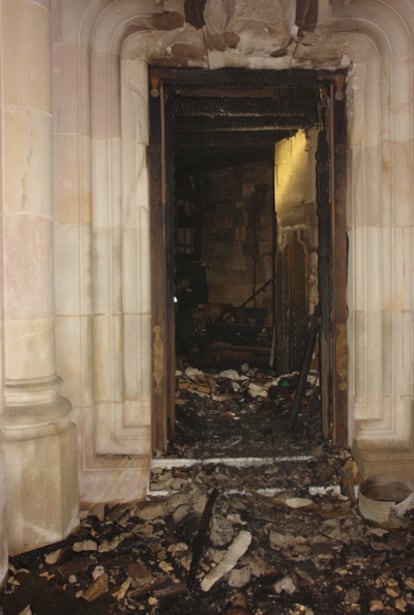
[51,0,414,508]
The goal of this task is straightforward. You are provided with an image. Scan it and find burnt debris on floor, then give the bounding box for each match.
[2,364,414,614]
[169,363,319,459]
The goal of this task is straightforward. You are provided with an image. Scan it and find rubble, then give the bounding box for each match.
[82,572,109,602]
[200,530,252,592]
[2,364,414,613]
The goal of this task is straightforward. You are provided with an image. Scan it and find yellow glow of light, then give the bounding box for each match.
[274,129,316,224]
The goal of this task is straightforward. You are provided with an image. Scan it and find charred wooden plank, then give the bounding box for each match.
[187,488,220,590]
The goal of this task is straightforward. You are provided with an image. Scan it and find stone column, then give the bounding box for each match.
[0,451,7,587]
[1,0,79,555]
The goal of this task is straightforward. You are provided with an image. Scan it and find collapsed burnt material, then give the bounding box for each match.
[3,359,414,615]
[176,302,272,362]
[174,255,275,367]
[290,304,321,429]
[175,291,273,367]
[3,449,414,615]
[170,364,321,459]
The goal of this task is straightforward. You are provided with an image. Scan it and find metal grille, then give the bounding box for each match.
[275,246,290,375]
[290,234,308,369]
[275,232,308,375]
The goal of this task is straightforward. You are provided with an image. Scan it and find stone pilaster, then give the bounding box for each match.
[1,0,79,555]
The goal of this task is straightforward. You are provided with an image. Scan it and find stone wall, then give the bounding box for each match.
[50,0,414,505]
[201,161,274,320]
[0,0,412,571]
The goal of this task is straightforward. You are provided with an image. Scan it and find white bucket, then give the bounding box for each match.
[358,475,413,526]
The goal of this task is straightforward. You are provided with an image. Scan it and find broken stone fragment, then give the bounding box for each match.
[44,548,63,565]
[98,536,120,552]
[137,500,169,520]
[344,587,360,605]
[369,599,386,612]
[187,488,209,515]
[404,577,414,590]
[284,497,314,509]
[288,605,314,615]
[200,530,252,592]
[248,383,268,399]
[92,565,105,580]
[167,541,188,556]
[294,561,321,586]
[395,598,408,612]
[385,578,401,598]
[39,571,55,581]
[227,564,251,588]
[273,574,297,595]
[180,554,192,572]
[72,539,98,552]
[159,560,174,574]
[82,572,109,602]
[209,393,228,403]
[218,369,240,380]
[184,366,206,380]
[112,577,132,600]
[172,503,192,525]
[243,551,272,578]
[87,503,107,522]
[209,514,236,547]
[127,562,153,588]
[268,530,304,550]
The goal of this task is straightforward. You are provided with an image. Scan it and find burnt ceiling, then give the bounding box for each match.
[157,68,321,174]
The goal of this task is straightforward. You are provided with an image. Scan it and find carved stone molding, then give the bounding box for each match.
[73,0,414,501]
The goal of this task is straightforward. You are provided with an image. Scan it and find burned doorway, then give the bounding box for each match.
[149,68,347,455]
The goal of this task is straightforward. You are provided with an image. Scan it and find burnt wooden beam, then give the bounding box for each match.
[173,115,316,132]
[174,131,289,150]
[173,96,317,118]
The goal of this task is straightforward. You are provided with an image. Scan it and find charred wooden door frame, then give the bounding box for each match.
[316,75,348,445]
[149,67,348,452]
[149,76,176,452]
[330,77,348,446]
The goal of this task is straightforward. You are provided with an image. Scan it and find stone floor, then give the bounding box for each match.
[1,364,414,614]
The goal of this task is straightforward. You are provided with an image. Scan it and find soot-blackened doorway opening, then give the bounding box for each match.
[149,68,347,457]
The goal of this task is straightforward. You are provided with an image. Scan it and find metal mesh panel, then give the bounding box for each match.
[275,232,308,375]
[290,234,307,370]
[275,247,290,374]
